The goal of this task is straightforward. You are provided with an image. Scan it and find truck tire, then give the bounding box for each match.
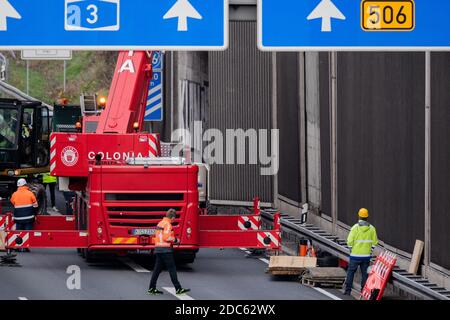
[81,248,96,263]
[175,251,197,264]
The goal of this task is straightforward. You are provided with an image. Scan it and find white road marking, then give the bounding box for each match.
[120,258,151,273]
[259,258,269,264]
[163,287,194,300]
[18,297,28,300]
[312,287,342,300]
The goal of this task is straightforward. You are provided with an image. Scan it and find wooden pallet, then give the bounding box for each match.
[300,267,346,288]
[267,256,317,276]
[268,269,307,276]
[301,277,344,288]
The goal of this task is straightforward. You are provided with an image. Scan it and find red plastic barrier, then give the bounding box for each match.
[360,251,397,300]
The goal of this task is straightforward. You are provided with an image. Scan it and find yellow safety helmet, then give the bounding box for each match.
[358,208,369,218]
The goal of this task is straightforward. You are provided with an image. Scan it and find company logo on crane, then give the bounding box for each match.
[61,146,80,167]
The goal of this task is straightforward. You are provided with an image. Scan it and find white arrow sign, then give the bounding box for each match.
[163,0,202,32]
[307,0,345,32]
[0,0,21,31]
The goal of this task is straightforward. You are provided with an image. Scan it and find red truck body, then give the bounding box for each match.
[0,51,281,256]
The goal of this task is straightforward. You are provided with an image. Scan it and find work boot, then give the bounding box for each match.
[176,288,191,295]
[147,288,164,295]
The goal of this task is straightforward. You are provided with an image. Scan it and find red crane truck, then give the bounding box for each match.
[0,51,280,262]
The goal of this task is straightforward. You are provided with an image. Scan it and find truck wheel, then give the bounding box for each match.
[175,252,197,264]
[81,248,96,263]
[177,254,196,264]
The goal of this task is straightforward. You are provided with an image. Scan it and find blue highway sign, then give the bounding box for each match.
[0,0,228,50]
[258,0,450,51]
[145,51,164,121]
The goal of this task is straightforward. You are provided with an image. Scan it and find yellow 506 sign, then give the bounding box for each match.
[362,0,415,31]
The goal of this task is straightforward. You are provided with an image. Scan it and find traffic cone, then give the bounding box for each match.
[310,245,316,258]
[299,239,308,257]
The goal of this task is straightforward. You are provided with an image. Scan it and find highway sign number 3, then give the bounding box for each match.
[65,0,120,31]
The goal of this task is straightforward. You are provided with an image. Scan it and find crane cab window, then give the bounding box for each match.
[20,108,35,167]
[0,108,19,150]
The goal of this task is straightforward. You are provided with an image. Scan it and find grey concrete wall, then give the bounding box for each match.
[174,52,208,133]
[305,52,321,209]
[208,21,274,204]
[276,52,301,203]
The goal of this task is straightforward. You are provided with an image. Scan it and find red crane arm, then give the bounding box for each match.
[96,51,153,134]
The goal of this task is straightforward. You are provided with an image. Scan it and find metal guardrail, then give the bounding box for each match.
[0,81,52,109]
[261,209,450,300]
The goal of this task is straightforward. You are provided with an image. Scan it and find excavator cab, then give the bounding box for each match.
[0,98,52,200]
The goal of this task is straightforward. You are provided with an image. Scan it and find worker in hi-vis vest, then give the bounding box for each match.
[148,209,190,296]
[344,208,378,295]
[10,178,38,230]
[42,172,58,212]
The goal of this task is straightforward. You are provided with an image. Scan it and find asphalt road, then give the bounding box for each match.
[0,248,351,300]
[0,189,353,301]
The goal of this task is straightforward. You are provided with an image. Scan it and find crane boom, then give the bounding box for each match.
[96,51,153,134]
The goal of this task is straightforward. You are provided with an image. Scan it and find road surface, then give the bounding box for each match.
[0,188,354,301]
[0,247,351,300]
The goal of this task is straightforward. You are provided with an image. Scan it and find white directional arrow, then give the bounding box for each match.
[0,0,21,31]
[307,0,345,32]
[163,0,202,32]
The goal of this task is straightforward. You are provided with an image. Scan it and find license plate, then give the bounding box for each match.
[131,228,156,236]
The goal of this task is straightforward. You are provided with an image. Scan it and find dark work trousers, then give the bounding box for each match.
[45,182,56,207]
[149,252,182,290]
[15,219,34,230]
[345,258,370,293]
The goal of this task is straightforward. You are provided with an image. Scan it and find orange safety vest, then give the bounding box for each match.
[10,186,38,221]
[154,217,175,248]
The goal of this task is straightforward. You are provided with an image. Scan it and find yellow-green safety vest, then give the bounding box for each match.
[42,172,57,184]
[347,220,378,259]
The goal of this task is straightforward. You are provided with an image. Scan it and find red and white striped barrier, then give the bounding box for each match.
[148,134,161,158]
[50,135,57,174]
[257,231,280,248]
[0,213,15,231]
[361,251,397,300]
[6,231,30,248]
[0,215,9,230]
[238,216,261,230]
